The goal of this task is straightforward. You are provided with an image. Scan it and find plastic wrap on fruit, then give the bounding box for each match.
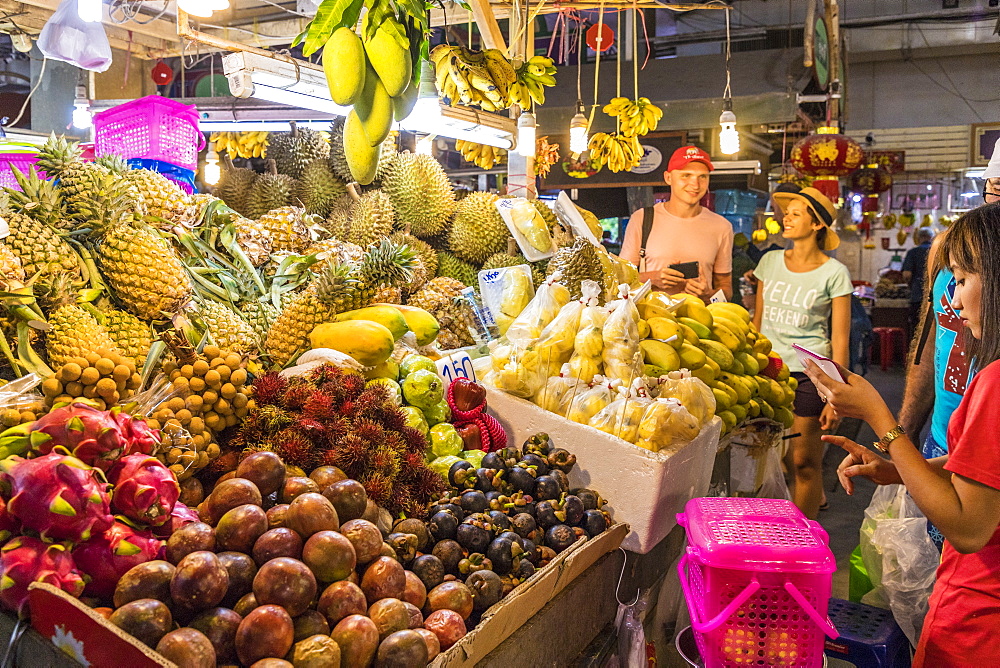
[588,379,652,443]
[565,376,621,424]
[510,198,554,253]
[502,273,571,347]
[532,283,591,375]
[566,355,602,385]
[533,364,587,415]
[566,282,609,382]
[656,370,717,426]
[636,397,701,453]
[493,265,535,335]
[602,285,644,385]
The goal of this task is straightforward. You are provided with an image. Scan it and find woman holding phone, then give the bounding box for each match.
[752,186,852,518]
[804,202,1000,666]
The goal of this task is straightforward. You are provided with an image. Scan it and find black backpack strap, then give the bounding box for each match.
[638,206,655,273]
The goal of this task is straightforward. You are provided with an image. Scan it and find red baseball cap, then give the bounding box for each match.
[667,145,714,172]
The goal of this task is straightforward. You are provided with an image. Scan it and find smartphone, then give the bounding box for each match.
[669,261,700,279]
[791,344,845,383]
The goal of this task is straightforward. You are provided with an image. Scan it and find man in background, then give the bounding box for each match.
[902,228,934,338]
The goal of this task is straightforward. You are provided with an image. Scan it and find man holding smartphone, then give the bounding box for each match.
[619,146,734,300]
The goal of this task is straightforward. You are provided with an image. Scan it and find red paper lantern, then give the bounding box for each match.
[789,126,863,201]
[849,164,893,215]
[586,23,614,52]
[151,61,174,86]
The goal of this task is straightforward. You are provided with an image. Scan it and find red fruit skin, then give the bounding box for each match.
[72,521,164,600]
[423,609,466,649]
[112,411,160,457]
[0,497,20,543]
[29,403,130,470]
[152,502,200,539]
[0,536,85,612]
[449,379,486,413]
[1,453,113,543]
[109,455,180,527]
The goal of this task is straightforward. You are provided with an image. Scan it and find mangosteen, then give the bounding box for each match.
[515,558,536,580]
[431,540,465,576]
[457,552,492,576]
[386,532,418,564]
[473,468,497,493]
[466,570,503,612]
[497,531,522,546]
[546,448,577,473]
[511,513,537,539]
[481,451,507,471]
[485,491,504,506]
[562,495,585,526]
[486,536,522,575]
[393,518,431,551]
[572,526,588,541]
[535,500,562,529]
[506,467,537,496]
[571,488,603,511]
[487,511,511,533]
[455,516,493,554]
[449,460,477,489]
[412,554,446,590]
[522,432,552,456]
[429,499,465,520]
[583,509,609,537]
[521,538,541,566]
[550,470,570,494]
[459,490,489,515]
[428,510,460,542]
[537,545,557,567]
[533,475,561,501]
[545,524,577,553]
[519,453,549,476]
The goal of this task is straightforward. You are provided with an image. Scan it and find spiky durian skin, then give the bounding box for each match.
[47,305,121,367]
[435,251,478,287]
[267,126,329,179]
[390,233,436,289]
[447,192,511,265]
[408,277,475,349]
[246,172,297,219]
[544,237,607,301]
[329,119,396,183]
[482,251,546,287]
[294,159,347,218]
[103,308,152,367]
[215,165,257,217]
[381,154,456,239]
[344,190,395,249]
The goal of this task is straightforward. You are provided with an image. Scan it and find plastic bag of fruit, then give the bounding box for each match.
[635,397,701,454]
[653,370,717,427]
[533,363,587,416]
[501,272,571,348]
[479,264,535,335]
[565,375,621,425]
[601,285,644,386]
[566,281,609,383]
[531,281,595,379]
[588,379,652,443]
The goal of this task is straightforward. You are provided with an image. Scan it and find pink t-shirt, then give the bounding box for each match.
[619,203,734,290]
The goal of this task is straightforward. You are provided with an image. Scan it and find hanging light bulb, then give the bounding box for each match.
[71,84,92,130]
[516,111,536,158]
[415,134,434,156]
[569,102,589,156]
[78,0,102,22]
[177,0,213,18]
[203,148,221,186]
[719,101,739,155]
[206,0,229,10]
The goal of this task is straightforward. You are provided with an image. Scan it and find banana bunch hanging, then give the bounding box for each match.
[588,133,642,173]
[535,136,560,179]
[455,139,507,170]
[603,97,663,137]
[210,132,269,159]
[431,45,517,112]
[509,55,558,107]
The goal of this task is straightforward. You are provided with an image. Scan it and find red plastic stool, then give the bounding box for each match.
[872,327,905,371]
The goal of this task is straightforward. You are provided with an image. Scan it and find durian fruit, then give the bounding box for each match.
[246,160,297,219]
[255,206,312,254]
[214,156,257,217]
[575,204,604,239]
[329,119,396,183]
[344,189,395,249]
[408,277,475,350]
[102,307,153,367]
[294,159,346,218]
[191,300,258,354]
[447,192,511,265]
[381,153,456,239]
[436,251,479,287]
[545,238,608,301]
[483,251,546,287]
[390,232,436,288]
[267,122,330,179]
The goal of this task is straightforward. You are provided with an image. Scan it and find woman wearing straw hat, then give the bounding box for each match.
[752,186,852,518]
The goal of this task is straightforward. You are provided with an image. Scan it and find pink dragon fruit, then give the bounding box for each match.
[153,501,200,539]
[0,497,19,544]
[22,402,128,471]
[0,536,86,612]
[72,521,163,599]
[111,410,160,457]
[1,453,113,543]
[108,455,180,527]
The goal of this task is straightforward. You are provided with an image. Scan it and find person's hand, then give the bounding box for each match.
[824,434,902,495]
[684,276,708,298]
[657,267,687,292]
[803,358,894,428]
[819,402,840,431]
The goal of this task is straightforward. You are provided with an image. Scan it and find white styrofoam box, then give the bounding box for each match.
[486,388,722,553]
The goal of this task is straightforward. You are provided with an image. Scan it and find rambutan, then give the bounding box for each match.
[405,466,447,507]
[205,449,240,475]
[339,372,366,399]
[282,381,315,410]
[274,432,317,469]
[252,373,288,406]
[370,445,401,481]
[301,392,338,422]
[360,472,394,507]
[325,434,371,476]
[381,431,407,457]
[403,451,426,471]
[307,363,345,386]
[401,426,430,455]
[358,384,389,406]
[239,443,275,460]
[324,417,351,442]
[258,405,295,431]
[353,418,388,444]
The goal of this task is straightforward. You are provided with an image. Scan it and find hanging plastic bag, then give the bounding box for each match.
[531,280,594,380]
[37,0,113,72]
[567,282,609,383]
[655,370,717,427]
[479,264,535,336]
[602,285,644,386]
[635,397,700,454]
[859,484,939,646]
[589,379,652,443]
[565,375,620,425]
[533,363,587,416]
[501,272,571,348]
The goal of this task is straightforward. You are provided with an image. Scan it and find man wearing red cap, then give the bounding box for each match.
[620,145,734,299]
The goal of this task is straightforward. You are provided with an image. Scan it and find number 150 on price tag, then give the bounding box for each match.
[436,351,477,388]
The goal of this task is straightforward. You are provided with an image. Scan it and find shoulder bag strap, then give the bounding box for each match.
[638,206,655,273]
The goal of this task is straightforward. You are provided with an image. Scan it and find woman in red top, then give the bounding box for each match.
[804,202,1000,666]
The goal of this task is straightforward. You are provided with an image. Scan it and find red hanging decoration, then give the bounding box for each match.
[789,126,863,201]
[151,61,174,86]
[586,23,614,52]
[849,164,893,215]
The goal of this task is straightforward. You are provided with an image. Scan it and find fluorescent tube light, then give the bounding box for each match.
[223,51,351,117]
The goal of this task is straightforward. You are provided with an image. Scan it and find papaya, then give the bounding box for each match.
[309,321,395,367]
[377,304,441,346]
[323,27,366,105]
[335,305,409,341]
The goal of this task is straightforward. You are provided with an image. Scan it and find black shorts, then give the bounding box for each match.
[791,372,824,418]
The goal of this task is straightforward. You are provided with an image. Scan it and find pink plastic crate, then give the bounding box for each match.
[677,498,837,668]
[0,152,44,191]
[94,96,205,171]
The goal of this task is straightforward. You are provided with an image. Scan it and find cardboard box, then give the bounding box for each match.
[431,522,627,668]
[487,388,722,553]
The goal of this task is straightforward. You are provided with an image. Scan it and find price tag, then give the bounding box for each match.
[709,290,727,304]
[436,351,477,389]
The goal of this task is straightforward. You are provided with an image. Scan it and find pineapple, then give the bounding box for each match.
[0,243,25,290]
[0,192,82,281]
[246,160,296,218]
[215,157,257,217]
[240,300,278,343]
[265,239,417,365]
[40,278,122,366]
[192,300,258,354]
[408,277,476,349]
[254,206,312,254]
[6,166,71,231]
[102,307,153,367]
[125,169,191,228]
[304,239,364,273]
[232,215,274,267]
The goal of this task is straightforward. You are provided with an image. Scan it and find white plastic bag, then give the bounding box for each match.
[479,264,534,336]
[567,282,609,383]
[37,0,113,72]
[589,379,652,443]
[532,363,586,415]
[859,484,939,646]
[602,285,644,386]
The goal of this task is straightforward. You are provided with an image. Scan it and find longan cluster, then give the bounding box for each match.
[146,345,254,480]
[0,400,46,428]
[40,350,142,410]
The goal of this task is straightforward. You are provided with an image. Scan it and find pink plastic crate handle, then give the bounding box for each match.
[677,553,761,634]
[782,581,838,639]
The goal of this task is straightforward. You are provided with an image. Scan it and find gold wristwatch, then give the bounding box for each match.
[874,425,906,454]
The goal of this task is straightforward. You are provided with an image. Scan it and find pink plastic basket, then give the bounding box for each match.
[677,498,837,668]
[94,96,205,171]
[0,152,44,191]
